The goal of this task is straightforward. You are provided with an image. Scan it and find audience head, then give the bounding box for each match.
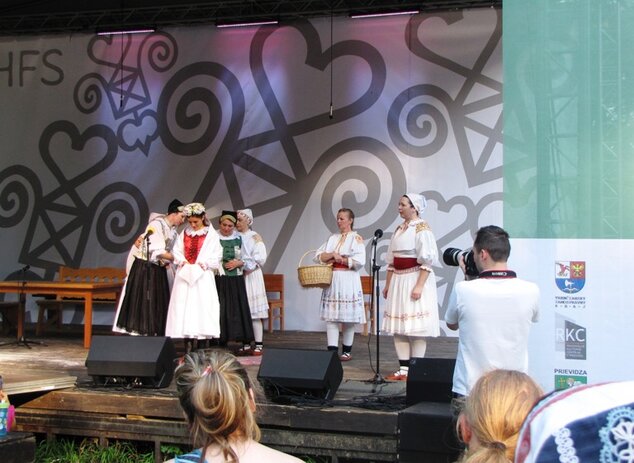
[457,369,542,463]
[473,225,511,265]
[174,351,260,461]
[515,380,634,463]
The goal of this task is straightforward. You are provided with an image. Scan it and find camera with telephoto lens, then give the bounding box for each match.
[443,247,479,277]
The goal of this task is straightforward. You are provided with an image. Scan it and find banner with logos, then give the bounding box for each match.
[511,240,634,390]
[505,0,634,388]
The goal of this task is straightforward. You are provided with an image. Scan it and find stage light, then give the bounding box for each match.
[350,10,419,19]
[96,28,156,36]
[216,20,278,29]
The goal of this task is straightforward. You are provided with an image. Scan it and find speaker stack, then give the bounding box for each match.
[399,357,460,463]
[257,348,343,401]
[85,335,177,388]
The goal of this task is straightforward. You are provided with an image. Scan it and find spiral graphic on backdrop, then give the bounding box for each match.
[388,84,453,158]
[139,32,178,73]
[320,165,381,232]
[157,62,244,156]
[315,138,406,239]
[74,73,108,114]
[91,183,149,254]
[0,166,41,228]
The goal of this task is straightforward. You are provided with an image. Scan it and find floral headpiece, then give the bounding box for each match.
[183,202,206,217]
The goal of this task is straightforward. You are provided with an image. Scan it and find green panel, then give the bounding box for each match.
[503,0,634,239]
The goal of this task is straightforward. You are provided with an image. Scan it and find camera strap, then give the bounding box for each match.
[478,270,517,279]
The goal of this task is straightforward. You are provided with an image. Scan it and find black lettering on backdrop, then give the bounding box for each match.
[19,50,39,86]
[0,51,14,87]
[0,49,64,87]
[42,49,64,85]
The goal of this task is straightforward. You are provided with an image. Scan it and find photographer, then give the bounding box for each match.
[445,225,540,397]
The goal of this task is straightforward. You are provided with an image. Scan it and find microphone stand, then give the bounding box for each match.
[367,236,385,384]
[144,233,152,325]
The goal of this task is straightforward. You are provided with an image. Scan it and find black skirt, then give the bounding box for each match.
[215,275,254,344]
[115,257,170,335]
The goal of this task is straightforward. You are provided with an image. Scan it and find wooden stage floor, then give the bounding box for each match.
[0,328,459,462]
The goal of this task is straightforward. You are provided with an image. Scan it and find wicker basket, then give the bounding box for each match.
[297,250,333,288]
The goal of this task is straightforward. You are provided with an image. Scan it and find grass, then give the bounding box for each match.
[34,438,332,462]
[35,438,186,463]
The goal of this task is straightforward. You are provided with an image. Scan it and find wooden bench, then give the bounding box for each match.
[36,267,125,336]
[263,273,284,333]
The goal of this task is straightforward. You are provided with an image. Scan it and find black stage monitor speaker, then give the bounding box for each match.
[257,348,343,401]
[406,357,456,406]
[86,335,176,388]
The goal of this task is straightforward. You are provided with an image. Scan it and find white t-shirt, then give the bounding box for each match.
[445,274,540,396]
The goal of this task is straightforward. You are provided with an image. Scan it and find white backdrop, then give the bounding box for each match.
[0,9,503,333]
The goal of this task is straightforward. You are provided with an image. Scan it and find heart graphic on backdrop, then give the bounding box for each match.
[40,121,118,187]
[87,34,133,69]
[407,9,501,82]
[118,110,159,155]
[251,20,387,131]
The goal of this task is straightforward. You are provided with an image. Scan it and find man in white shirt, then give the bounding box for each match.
[445,225,540,397]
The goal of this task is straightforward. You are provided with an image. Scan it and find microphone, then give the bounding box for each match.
[20,264,30,272]
[144,228,154,237]
[372,228,383,244]
[329,103,333,120]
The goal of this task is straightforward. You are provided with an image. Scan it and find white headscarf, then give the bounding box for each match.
[237,208,253,226]
[404,193,427,215]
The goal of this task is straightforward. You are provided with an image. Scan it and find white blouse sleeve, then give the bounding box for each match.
[172,231,186,266]
[243,232,267,271]
[200,228,223,273]
[314,237,330,264]
[347,233,366,271]
[415,222,438,271]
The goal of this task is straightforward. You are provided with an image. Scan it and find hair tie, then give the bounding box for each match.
[201,365,213,377]
[490,441,506,451]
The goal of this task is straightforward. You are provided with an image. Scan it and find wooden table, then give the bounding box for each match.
[0,281,123,348]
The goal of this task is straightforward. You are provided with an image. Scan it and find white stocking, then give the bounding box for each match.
[252,318,263,343]
[326,322,340,347]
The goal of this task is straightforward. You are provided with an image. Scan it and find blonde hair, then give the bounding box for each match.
[457,370,542,463]
[175,351,260,462]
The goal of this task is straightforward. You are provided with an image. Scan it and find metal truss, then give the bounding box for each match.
[0,0,501,35]
[596,1,624,238]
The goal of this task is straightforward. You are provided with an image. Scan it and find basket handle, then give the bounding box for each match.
[298,249,331,267]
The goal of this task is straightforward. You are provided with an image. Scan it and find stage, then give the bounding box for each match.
[0,328,459,462]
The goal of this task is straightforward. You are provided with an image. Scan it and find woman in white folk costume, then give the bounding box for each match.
[235,209,269,356]
[114,199,185,335]
[165,203,223,350]
[314,208,366,361]
[382,193,439,380]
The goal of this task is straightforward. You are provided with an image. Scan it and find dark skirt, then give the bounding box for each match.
[116,257,170,335]
[215,275,254,344]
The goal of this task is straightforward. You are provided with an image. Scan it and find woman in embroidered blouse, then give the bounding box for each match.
[314,208,366,361]
[167,350,302,463]
[235,209,269,356]
[382,193,440,381]
[165,203,223,348]
[215,210,254,347]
